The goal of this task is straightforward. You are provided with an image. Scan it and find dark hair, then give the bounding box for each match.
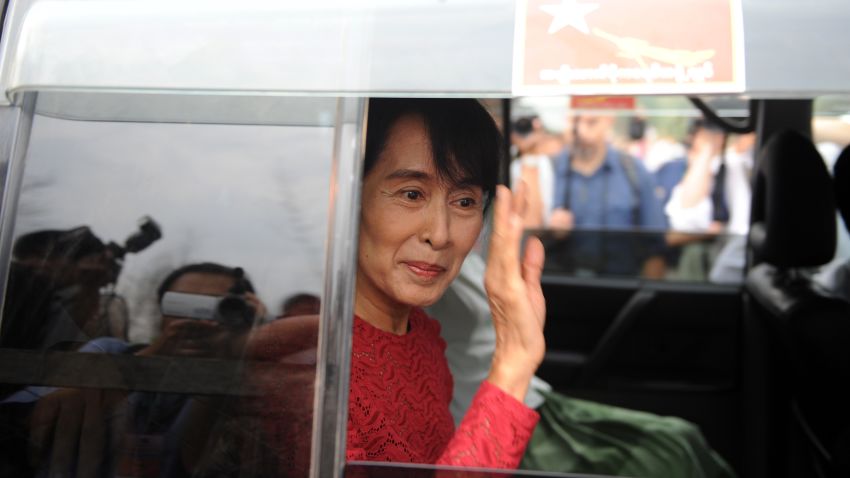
[511,116,536,137]
[280,292,321,317]
[628,117,647,141]
[13,226,105,262]
[156,262,255,301]
[364,98,502,211]
[688,116,725,135]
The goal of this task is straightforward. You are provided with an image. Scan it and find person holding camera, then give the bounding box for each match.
[1,218,162,353]
[1,226,118,352]
[139,263,264,358]
[17,262,265,478]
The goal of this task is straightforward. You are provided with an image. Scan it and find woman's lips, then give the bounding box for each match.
[404,261,446,279]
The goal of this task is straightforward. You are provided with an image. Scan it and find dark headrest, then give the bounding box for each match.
[750,131,836,268]
[833,144,850,232]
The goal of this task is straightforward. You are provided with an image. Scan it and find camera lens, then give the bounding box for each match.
[216,295,255,327]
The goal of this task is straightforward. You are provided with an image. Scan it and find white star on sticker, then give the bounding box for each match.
[539,0,600,35]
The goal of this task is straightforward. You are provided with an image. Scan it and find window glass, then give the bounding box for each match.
[812,95,850,294]
[510,95,752,284]
[814,95,850,171]
[0,94,333,477]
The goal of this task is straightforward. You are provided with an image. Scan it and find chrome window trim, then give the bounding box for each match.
[311,97,367,478]
[0,91,33,332]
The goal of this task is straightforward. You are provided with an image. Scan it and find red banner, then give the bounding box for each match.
[570,95,635,110]
[513,0,745,95]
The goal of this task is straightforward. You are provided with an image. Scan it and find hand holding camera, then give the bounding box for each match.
[146,267,264,358]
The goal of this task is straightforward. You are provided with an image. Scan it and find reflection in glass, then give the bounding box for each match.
[2,219,161,350]
[0,106,331,477]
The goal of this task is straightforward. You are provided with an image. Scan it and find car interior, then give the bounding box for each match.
[530,97,850,478]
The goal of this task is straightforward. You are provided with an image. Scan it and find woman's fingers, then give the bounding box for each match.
[488,184,546,295]
[512,179,529,222]
[521,236,545,287]
[488,185,521,276]
[522,236,547,326]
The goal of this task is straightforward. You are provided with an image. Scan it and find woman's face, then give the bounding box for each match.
[357,114,484,312]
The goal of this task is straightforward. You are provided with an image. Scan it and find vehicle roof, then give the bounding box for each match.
[0,0,848,108]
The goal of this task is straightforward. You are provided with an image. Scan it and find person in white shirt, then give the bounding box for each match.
[508,115,564,228]
[663,118,754,283]
[664,120,753,236]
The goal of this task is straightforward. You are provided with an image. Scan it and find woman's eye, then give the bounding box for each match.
[458,198,477,208]
[403,190,422,200]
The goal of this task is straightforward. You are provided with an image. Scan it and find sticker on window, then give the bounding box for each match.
[513,0,745,95]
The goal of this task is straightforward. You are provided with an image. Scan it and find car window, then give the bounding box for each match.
[812,95,850,290]
[510,95,752,284]
[0,93,337,477]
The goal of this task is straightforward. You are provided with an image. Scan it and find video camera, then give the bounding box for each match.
[160,268,256,327]
[106,215,161,268]
[123,217,162,254]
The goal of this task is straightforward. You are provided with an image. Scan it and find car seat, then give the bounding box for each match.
[746,131,850,478]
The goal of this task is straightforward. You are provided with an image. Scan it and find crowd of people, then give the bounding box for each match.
[509,106,756,282]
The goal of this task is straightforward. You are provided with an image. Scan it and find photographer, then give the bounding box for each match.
[17,262,265,478]
[138,263,265,358]
[1,227,115,351]
[1,218,161,352]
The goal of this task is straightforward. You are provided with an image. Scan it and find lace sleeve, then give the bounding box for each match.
[437,381,539,469]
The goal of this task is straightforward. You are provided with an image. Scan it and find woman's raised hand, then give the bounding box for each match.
[484,183,546,402]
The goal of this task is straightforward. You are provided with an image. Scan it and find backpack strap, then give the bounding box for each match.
[616,151,642,225]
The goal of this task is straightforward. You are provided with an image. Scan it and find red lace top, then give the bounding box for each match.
[346,308,539,469]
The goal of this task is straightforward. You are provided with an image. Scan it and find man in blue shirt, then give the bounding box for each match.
[549,115,667,277]
[550,115,666,230]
